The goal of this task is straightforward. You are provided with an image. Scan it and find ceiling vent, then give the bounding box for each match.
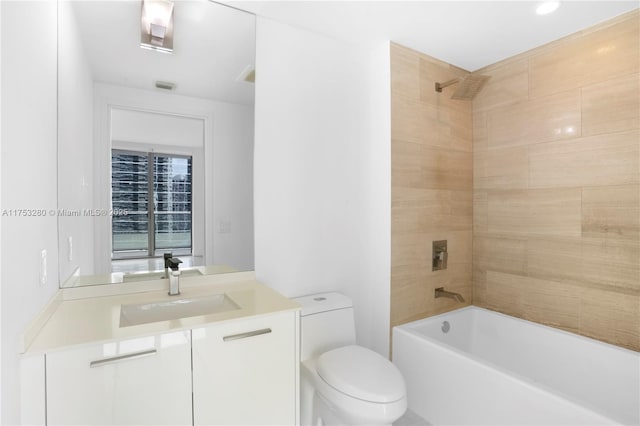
[155,80,176,91]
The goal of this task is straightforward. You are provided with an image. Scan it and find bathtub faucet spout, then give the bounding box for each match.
[435,287,465,303]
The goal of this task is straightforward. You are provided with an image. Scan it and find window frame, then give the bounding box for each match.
[111,148,193,260]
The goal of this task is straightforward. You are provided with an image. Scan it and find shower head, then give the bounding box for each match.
[435,74,490,100]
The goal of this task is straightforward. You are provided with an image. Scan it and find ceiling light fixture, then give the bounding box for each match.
[536,1,560,15]
[140,0,174,53]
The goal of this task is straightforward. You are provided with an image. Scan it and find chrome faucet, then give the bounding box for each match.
[167,257,183,296]
[163,252,173,279]
[434,287,465,303]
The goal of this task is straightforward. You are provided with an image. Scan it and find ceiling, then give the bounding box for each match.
[232,0,639,71]
[69,1,255,105]
[68,1,638,105]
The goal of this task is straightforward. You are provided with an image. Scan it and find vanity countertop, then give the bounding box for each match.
[24,273,300,354]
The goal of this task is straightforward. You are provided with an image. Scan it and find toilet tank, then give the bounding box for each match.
[293,292,357,360]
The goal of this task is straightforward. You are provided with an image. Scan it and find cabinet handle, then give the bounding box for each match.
[223,328,272,342]
[89,349,157,368]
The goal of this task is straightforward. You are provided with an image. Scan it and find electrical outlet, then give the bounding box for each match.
[40,249,47,286]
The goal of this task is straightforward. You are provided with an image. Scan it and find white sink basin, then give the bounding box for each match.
[120,294,240,327]
[122,268,203,283]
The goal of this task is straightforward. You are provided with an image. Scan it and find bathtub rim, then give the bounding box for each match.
[392,306,639,425]
[397,305,639,356]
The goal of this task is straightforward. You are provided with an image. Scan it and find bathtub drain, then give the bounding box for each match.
[441,321,450,333]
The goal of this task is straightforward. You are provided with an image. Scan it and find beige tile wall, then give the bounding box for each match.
[390,43,473,334]
[473,10,639,351]
[391,11,639,352]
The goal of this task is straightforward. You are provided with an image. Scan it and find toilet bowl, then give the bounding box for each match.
[294,293,407,426]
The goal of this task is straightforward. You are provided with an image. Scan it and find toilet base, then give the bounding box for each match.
[312,390,394,426]
[301,358,406,426]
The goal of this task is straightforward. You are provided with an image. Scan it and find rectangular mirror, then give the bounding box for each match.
[57,0,255,287]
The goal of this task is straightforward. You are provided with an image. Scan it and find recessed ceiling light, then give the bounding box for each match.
[536,1,560,15]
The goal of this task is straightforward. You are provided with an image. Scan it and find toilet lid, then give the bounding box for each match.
[315,345,406,403]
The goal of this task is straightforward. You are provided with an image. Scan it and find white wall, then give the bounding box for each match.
[357,42,392,356]
[111,109,204,148]
[1,2,59,423]
[0,1,3,421]
[212,106,254,270]
[58,0,95,282]
[254,17,391,356]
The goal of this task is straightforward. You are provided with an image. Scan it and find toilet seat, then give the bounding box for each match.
[302,357,407,425]
[316,345,406,403]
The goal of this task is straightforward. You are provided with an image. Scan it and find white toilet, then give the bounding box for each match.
[294,292,407,426]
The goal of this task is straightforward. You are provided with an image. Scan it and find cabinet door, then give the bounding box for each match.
[46,330,192,425]
[192,311,297,425]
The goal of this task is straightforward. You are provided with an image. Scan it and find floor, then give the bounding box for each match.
[394,409,431,426]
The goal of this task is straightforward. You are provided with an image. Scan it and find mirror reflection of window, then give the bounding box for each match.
[111,150,193,271]
[154,155,192,255]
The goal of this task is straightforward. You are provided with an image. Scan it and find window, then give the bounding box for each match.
[111,150,193,258]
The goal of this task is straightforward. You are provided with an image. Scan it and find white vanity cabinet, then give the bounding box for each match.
[192,310,298,425]
[21,275,301,426]
[45,330,192,426]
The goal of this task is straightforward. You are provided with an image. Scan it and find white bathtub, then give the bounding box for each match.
[392,306,640,425]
